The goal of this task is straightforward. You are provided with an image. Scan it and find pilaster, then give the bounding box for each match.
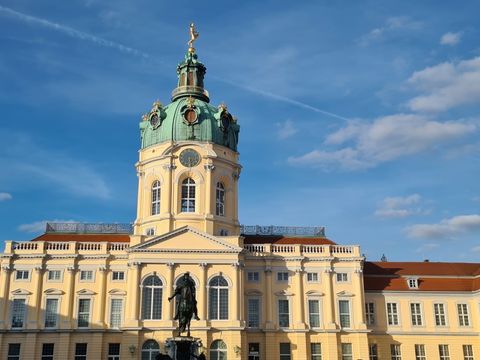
[0,264,11,329]
[27,265,43,329]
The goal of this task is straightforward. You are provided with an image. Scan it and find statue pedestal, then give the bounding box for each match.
[165,336,203,360]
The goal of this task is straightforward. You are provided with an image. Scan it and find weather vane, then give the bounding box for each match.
[188,23,199,53]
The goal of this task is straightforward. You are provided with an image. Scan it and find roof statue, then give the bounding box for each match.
[188,23,199,53]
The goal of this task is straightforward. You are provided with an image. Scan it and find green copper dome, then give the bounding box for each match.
[139,50,240,152]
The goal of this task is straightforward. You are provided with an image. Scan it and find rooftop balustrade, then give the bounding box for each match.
[243,243,361,258]
[6,241,129,255]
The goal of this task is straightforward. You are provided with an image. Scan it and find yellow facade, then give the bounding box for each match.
[1,33,479,360]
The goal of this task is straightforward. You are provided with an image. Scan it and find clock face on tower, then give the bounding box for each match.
[179,149,201,167]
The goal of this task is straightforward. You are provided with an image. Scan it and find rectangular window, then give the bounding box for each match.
[410,303,423,326]
[336,273,348,282]
[365,302,375,325]
[277,272,289,282]
[439,345,450,360]
[78,299,91,328]
[307,272,319,282]
[247,272,259,282]
[308,299,321,328]
[390,344,401,360]
[75,343,87,360]
[434,303,447,326]
[311,343,322,360]
[110,298,123,328]
[11,299,26,328]
[41,343,54,360]
[279,343,291,360]
[247,298,260,328]
[463,345,474,360]
[112,271,125,281]
[44,298,59,328]
[248,343,260,360]
[278,299,290,328]
[15,270,29,280]
[387,303,399,325]
[339,300,350,328]
[7,343,21,360]
[415,344,426,360]
[341,343,353,360]
[458,304,470,326]
[80,270,93,281]
[369,344,378,360]
[108,343,121,360]
[47,270,61,281]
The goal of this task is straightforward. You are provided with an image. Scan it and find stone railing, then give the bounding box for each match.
[46,222,133,234]
[6,241,129,255]
[243,244,360,257]
[241,225,325,237]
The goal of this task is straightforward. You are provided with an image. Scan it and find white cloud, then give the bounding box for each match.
[407,57,480,112]
[358,16,422,46]
[18,219,76,233]
[0,192,12,201]
[375,194,426,218]
[406,214,480,240]
[288,114,475,170]
[440,31,462,46]
[0,5,148,58]
[276,120,298,140]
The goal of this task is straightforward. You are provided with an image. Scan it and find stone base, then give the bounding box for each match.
[165,336,204,360]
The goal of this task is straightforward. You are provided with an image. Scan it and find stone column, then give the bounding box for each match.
[0,264,11,329]
[166,263,175,321]
[232,262,240,321]
[198,263,208,321]
[323,267,336,329]
[126,262,141,327]
[62,266,76,329]
[294,267,306,329]
[264,267,274,329]
[354,267,366,329]
[27,265,43,329]
[162,164,176,231]
[94,266,107,328]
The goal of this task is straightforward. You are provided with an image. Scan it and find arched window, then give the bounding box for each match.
[151,180,161,215]
[141,340,160,360]
[215,182,225,216]
[181,178,196,212]
[141,275,163,320]
[209,276,228,320]
[210,340,227,360]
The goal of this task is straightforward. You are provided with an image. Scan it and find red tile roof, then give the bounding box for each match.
[243,235,336,245]
[364,261,480,292]
[31,233,131,243]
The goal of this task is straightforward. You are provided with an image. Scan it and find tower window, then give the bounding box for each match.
[181,178,196,212]
[216,182,225,216]
[151,180,161,215]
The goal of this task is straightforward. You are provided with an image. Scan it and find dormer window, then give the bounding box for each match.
[407,277,419,289]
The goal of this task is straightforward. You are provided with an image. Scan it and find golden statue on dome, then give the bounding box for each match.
[188,23,199,53]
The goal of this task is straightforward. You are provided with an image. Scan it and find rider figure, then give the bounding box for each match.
[168,272,200,321]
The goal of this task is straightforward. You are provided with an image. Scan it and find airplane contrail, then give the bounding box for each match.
[0,5,149,58]
[0,5,350,121]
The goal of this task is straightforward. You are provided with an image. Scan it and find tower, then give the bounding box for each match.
[134,25,241,238]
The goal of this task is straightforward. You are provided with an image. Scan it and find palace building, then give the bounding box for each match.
[1,30,479,360]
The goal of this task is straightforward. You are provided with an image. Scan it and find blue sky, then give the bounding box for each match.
[0,0,479,262]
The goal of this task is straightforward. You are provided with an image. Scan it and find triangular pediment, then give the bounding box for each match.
[77,289,96,295]
[11,288,32,296]
[129,226,242,253]
[337,290,355,297]
[109,289,127,296]
[44,288,65,295]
